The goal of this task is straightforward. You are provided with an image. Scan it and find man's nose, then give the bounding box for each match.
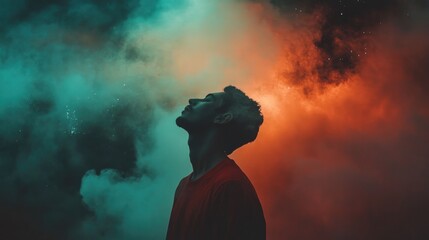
[188,98,197,105]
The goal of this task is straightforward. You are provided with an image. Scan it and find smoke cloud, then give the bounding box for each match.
[1,0,428,239]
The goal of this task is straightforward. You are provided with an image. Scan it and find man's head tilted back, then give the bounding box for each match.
[176,85,264,155]
[168,86,267,240]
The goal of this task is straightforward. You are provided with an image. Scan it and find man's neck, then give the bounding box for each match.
[188,129,227,181]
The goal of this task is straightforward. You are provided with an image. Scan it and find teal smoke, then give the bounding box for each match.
[0,0,191,239]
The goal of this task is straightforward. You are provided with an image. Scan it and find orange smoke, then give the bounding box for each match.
[159,1,429,238]
[226,3,429,240]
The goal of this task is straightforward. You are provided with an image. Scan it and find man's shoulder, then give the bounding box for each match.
[174,174,191,193]
[178,174,191,187]
[213,159,255,189]
[176,158,252,189]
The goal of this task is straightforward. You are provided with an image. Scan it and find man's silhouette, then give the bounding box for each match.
[166,86,266,240]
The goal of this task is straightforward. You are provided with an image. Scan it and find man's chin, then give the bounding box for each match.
[175,116,189,130]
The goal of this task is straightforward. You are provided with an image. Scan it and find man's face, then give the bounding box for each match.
[176,92,225,133]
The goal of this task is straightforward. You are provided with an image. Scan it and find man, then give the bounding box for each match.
[166,86,266,240]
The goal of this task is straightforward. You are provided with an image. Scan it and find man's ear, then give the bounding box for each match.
[214,112,233,124]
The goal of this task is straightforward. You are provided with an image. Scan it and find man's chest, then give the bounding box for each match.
[172,184,220,225]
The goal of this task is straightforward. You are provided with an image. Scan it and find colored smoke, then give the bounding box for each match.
[0,0,428,239]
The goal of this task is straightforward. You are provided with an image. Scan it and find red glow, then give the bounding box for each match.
[226,3,429,239]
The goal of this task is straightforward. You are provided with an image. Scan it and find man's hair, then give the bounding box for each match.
[220,86,263,155]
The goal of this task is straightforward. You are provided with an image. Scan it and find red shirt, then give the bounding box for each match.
[166,158,266,240]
